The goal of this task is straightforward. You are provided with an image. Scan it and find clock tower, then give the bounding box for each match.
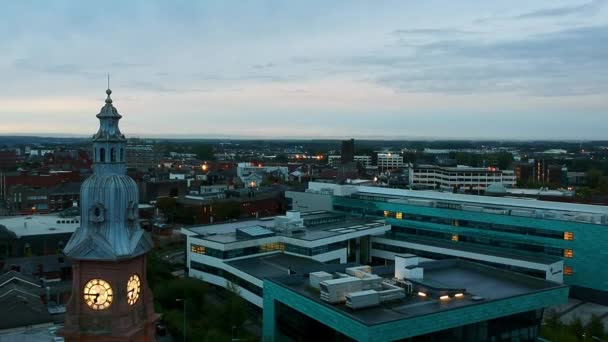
[60,88,159,341]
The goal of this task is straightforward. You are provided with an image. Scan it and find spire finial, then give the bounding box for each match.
[105,74,113,104]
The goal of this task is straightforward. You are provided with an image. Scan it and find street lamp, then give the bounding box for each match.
[176,298,186,342]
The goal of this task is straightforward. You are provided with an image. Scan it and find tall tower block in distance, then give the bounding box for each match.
[60,88,159,341]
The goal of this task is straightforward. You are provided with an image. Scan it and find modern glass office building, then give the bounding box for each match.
[296,182,608,304]
[263,260,569,341]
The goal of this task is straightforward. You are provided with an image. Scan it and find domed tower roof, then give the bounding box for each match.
[92,88,126,143]
[63,88,152,260]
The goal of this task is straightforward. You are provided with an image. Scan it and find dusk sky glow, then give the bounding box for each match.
[2,1,607,140]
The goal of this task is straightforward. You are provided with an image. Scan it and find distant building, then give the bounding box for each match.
[328,155,372,168]
[0,150,20,170]
[354,155,373,168]
[409,165,516,192]
[341,139,355,164]
[138,179,187,202]
[127,138,157,170]
[0,213,79,258]
[236,162,288,188]
[514,162,534,183]
[0,271,55,330]
[328,155,341,167]
[534,160,566,185]
[377,153,404,170]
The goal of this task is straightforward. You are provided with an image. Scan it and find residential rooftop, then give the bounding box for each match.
[268,259,568,326]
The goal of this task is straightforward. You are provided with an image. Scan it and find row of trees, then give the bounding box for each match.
[541,310,606,342]
[147,253,256,341]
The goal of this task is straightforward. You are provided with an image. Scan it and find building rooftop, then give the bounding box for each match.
[0,215,80,238]
[183,211,389,244]
[308,182,608,218]
[227,253,325,280]
[268,259,568,326]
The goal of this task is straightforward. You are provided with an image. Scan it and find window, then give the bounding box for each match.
[564,266,573,276]
[99,148,105,162]
[191,244,206,254]
[383,211,389,217]
[120,148,124,161]
[396,212,403,220]
[260,242,285,253]
[110,148,116,162]
[451,234,459,242]
[564,232,574,241]
[563,249,573,258]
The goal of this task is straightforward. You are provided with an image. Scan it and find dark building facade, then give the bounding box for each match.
[341,139,355,164]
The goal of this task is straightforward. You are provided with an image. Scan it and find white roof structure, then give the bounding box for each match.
[307,182,608,216]
[0,215,79,238]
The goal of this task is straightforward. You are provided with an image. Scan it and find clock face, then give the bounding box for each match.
[126,274,141,305]
[83,279,113,310]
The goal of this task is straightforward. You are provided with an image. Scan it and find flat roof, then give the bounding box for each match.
[185,211,389,244]
[353,185,608,215]
[226,253,324,280]
[0,215,79,238]
[268,259,568,326]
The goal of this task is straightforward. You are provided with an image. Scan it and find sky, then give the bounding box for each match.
[1,0,607,140]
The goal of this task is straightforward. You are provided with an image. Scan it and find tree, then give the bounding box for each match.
[569,317,585,339]
[585,314,605,339]
[275,154,288,163]
[212,200,242,221]
[193,144,215,161]
[587,169,603,189]
[495,151,513,170]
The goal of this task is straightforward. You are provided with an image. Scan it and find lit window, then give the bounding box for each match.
[383,211,389,217]
[564,232,574,241]
[191,244,206,254]
[451,234,459,242]
[439,295,450,301]
[564,266,573,276]
[396,212,403,220]
[260,242,285,252]
[563,249,573,258]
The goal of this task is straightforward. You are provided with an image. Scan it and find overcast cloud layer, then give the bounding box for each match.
[1,0,607,140]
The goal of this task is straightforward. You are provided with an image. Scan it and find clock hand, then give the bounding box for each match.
[94,293,100,304]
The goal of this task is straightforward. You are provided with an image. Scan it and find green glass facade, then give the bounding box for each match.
[333,196,608,302]
[263,279,569,341]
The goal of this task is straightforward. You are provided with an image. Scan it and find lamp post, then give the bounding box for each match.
[176,298,186,342]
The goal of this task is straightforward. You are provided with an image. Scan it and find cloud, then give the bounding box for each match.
[352,25,608,96]
[392,28,480,36]
[475,0,607,23]
[252,62,276,69]
[514,0,606,19]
